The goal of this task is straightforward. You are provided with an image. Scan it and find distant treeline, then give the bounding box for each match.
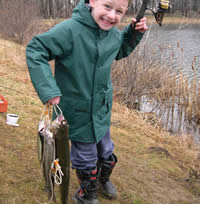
[0,0,199,18]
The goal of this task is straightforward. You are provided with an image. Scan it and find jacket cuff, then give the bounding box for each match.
[41,93,62,105]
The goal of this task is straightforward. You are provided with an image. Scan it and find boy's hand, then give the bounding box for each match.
[48,96,60,105]
[131,17,148,32]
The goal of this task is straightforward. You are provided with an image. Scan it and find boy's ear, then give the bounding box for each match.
[89,0,95,7]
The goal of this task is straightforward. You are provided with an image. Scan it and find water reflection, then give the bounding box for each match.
[141,97,200,143]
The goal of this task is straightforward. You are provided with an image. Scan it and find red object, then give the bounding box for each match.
[0,95,8,112]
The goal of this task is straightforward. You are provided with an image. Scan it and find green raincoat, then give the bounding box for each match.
[26,0,144,143]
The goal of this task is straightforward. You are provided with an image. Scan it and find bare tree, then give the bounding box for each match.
[0,0,41,44]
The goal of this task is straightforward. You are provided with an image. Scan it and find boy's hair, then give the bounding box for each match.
[86,0,132,7]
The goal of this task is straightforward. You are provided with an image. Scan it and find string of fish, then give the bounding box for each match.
[40,104,64,203]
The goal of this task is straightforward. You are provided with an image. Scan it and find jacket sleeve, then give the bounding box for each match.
[26,21,73,104]
[115,24,144,60]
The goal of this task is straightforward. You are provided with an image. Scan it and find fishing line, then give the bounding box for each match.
[48,141,56,204]
[53,159,64,185]
[0,78,39,99]
[53,104,63,116]
[52,104,64,185]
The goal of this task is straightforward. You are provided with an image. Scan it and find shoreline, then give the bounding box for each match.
[123,16,200,25]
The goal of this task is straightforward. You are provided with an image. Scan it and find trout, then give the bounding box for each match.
[54,118,70,204]
[38,107,70,204]
[38,120,56,202]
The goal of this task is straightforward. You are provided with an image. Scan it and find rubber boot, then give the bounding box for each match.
[72,168,99,204]
[99,153,118,199]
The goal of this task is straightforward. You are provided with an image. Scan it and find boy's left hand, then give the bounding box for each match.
[47,96,61,105]
[131,17,148,32]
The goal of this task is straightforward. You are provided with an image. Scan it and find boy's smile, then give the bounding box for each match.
[89,0,128,30]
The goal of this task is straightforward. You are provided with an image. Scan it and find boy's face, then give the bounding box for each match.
[89,0,128,30]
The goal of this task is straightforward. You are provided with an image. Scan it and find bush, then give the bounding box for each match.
[112,35,170,110]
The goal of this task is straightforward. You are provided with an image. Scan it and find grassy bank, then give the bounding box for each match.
[122,16,200,26]
[146,16,200,25]
[1,39,200,204]
[41,16,200,34]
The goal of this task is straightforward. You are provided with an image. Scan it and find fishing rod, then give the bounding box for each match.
[136,0,170,25]
[129,0,171,47]
[146,0,171,26]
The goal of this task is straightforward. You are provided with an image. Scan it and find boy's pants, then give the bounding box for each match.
[71,129,114,169]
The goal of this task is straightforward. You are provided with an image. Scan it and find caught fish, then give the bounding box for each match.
[38,113,56,202]
[53,114,70,204]
[37,105,70,204]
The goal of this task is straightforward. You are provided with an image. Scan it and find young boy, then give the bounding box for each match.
[26,0,148,203]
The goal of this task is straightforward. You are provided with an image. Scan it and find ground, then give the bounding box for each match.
[1,35,200,204]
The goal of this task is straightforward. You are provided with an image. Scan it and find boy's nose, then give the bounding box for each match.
[107,10,115,20]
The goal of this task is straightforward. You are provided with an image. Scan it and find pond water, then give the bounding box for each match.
[140,23,200,142]
[147,23,200,79]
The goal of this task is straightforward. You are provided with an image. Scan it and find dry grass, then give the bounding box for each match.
[122,16,200,25]
[151,70,200,128]
[1,38,200,204]
[159,16,200,25]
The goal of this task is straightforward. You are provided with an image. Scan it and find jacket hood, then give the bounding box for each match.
[72,0,99,29]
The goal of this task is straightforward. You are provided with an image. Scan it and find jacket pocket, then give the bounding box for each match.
[96,87,113,121]
[71,99,92,130]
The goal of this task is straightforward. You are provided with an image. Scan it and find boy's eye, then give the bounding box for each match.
[116,10,123,15]
[104,4,111,9]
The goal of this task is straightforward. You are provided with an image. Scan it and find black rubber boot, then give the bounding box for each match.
[99,153,118,199]
[72,168,99,204]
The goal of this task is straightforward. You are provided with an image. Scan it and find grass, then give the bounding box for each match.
[1,37,200,203]
[42,16,200,27]
[40,16,200,34]
[122,16,200,25]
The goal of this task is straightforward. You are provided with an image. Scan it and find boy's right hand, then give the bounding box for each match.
[48,96,60,105]
[131,17,148,33]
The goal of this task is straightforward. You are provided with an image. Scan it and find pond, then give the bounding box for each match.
[140,23,200,142]
[147,23,200,79]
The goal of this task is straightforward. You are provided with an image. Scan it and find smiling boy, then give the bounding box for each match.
[26,0,147,203]
[90,0,129,30]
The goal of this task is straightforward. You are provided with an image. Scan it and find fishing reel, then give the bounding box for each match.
[147,0,171,26]
[128,0,171,48]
